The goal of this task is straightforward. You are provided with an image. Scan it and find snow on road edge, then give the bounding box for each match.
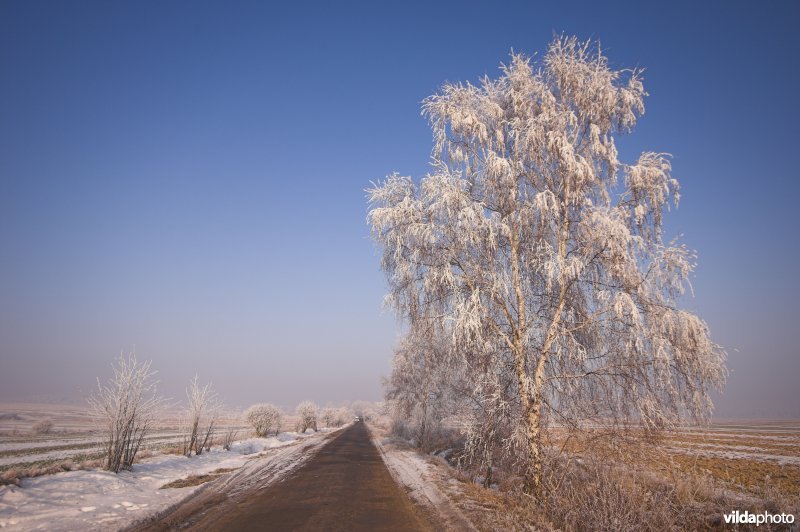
[370,427,476,531]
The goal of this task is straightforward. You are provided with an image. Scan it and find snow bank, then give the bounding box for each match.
[372,433,476,531]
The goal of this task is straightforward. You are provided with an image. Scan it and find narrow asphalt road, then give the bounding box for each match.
[143,422,432,531]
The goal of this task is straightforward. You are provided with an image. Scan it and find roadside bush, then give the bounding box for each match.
[295,401,318,433]
[245,403,282,437]
[222,426,238,450]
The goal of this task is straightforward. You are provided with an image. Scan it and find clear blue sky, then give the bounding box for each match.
[1,0,798,415]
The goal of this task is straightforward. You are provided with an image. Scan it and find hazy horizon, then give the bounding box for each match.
[2,1,799,418]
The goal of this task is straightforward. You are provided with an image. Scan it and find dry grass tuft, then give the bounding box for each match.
[455,480,551,531]
[158,444,186,456]
[0,460,79,486]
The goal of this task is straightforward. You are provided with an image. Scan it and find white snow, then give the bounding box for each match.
[0,429,335,531]
[667,446,800,466]
[372,432,476,531]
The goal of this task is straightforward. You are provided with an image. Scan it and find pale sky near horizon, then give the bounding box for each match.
[1,1,798,416]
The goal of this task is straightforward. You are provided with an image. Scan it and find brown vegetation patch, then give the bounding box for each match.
[549,428,800,503]
[0,453,105,485]
[159,468,236,489]
[447,477,548,531]
[158,444,187,456]
[1,460,78,486]
[663,454,800,499]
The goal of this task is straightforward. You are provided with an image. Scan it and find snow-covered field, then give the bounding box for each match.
[665,420,800,464]
[0,403,95,434]
[0,429,336,531]
[0,433,190,468]
[0,402,246,472]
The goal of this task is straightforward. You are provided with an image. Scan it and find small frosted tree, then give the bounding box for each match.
[295,401,318,433]
[245,403,282,437]
[320,407,336,428]
[88,353,164,473]
[368,36,726,494]
[182,375,221,456]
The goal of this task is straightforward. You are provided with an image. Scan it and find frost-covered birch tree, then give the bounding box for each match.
[368,36,726,494]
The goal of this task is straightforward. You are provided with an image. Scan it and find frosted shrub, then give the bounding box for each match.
[88,353,163,473]
[245,403,282,437]
[295,401,318,433]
